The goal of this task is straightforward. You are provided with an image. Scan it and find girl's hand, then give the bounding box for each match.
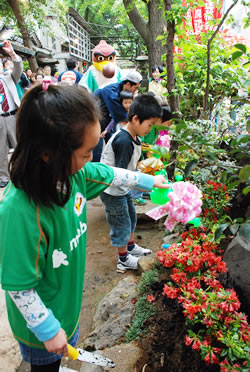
[44,328,68,356]
[153,175,170,189]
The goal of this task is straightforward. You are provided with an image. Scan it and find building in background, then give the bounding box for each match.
[0,8,96,75]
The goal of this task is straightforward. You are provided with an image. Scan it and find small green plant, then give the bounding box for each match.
[126,268,159,342]
[138,268,159,295]
[126,295,157,342]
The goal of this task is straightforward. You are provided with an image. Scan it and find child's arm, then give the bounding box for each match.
[8,289,68,355]
[84,163,169,200]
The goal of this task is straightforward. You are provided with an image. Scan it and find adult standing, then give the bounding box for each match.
[58,57,83,85]
[0,40,22,188]
[43,65,57,83]
[93,70,142,161]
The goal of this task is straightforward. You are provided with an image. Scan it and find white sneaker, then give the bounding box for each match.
[129,243,152,257]
[117,253,140,271]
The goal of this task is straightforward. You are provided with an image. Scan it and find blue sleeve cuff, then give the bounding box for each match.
[27,309,61,342]
[136,173,154,192]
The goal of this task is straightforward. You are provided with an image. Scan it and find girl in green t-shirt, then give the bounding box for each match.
[0,84,168,371]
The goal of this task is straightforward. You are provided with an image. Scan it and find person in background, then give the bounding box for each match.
[148,65,167,104]
[100,90,133,140]
[93,70,142,162]
[100,94,164,272]
[0,84,168,371]
[35,73,44,84]
[58,57,83,85]
[36,67,44,75]
[0,40,22,188]
[43,65,56,83]
[29,73,37,86]
[25,67,33,83]
[3,58,29,99]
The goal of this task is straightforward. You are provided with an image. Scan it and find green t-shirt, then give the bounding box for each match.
[0,162,114,349]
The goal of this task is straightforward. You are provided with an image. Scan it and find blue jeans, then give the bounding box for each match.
[100,191,137,247]
[18,326,79,365]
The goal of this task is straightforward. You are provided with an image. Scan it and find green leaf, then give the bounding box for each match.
[215,223,229,241]
[178,145,190,151]
[175,122,187,133]
[247,120,250,133]
[204,152,217,162]
[234,43,247,53]
[184,159,199,177]
[156,35,165,41]
[232,51,243,60]
[236,134,250,144]
[239,165,250,183]
[242,186,250,195]
[227,180,241,190]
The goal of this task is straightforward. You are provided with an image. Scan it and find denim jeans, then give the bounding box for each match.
[100,191,137,247]
[18,325,79,365]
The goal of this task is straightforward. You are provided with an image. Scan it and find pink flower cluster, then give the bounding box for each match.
[165,181,202,231]
[156,130,171,151]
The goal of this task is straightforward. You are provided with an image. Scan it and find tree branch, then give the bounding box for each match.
[202,0,239,116]
[123,0,149,43]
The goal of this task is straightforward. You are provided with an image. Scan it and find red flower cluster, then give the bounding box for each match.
[157,228,250,370]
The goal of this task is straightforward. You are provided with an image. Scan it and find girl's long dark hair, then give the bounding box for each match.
[9,84,100,208]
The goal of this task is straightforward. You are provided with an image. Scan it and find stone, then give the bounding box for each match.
[138,256,157,275]
[84,276,138,350]
[223,234,250,310]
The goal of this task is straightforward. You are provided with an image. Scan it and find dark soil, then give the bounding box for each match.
[135,270,220,372]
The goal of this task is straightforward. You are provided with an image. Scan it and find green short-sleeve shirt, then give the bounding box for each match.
[0,162,114,348]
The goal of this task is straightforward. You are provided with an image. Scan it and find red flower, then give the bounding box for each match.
[185,335,193,346]
[162,284,179,299]
[192,339,201,350]
[147,295,155,303]
[204,351,219,364]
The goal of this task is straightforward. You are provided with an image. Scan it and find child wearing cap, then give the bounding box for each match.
[93,70,142,161]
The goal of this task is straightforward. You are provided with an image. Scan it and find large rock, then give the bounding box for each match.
[223,234,250,311]
[84,276,138,350]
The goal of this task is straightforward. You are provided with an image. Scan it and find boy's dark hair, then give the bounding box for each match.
[66,57,78,69]
[10,85,101,208]
[162,105,172,122]
[120,90,133,103]
[128,94,162,123]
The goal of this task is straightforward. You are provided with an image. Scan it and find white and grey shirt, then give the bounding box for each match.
[101,128,142,196]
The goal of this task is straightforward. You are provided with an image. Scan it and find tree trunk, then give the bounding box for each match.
[7,0,38,71]
[123,0,166,72]
[147,0,166,71]
[164,0,180,179]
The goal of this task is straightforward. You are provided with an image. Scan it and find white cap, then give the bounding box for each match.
[124,70,142,84]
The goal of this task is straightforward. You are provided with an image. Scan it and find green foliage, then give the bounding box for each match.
[138,268,160,295]
[0,0,68,37]
[173,34,248,120]
[125,295,157,342]
[126,268,159,342]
